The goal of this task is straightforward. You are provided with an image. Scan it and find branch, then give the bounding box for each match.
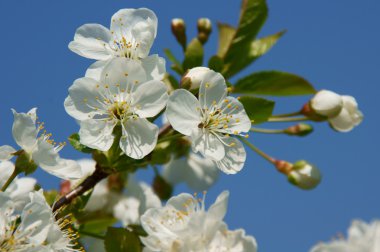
[53,165,109,212]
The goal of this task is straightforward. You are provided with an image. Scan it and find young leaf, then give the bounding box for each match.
[239,96,275,124]
[105,227,142,252]
[183,38,204,71]
[68,133,94,153]
[223,30,286,77]
[208,55,224,72]
[234,71,316,96]
[216,23,236,58]
[223,0,268,65]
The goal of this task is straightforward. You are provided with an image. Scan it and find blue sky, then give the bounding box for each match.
[0,0,379,251]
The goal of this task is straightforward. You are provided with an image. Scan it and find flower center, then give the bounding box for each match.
[112,36,140,59]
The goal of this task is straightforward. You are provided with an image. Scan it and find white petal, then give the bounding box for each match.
[218,96,251,135]
[0,161,15,189]
[184,67,213,90]
[215,137,246,174]
[32,139,60,167]
[191,129,225,161]
[84,179,110,212]
[40,159,82,180]
[68,24,113,60]
[162,158,187,185]
[110,8,157,58]
[329,96,363,132]
[76,159,96,178]
[65,77,105,121]
[120,118,158,159]
[185,153,220,191]
[166,193,196,213]
[208,191,229,221]
[132,79,168,118]
[165,89,202,136]
[0,145,16,161]
[85,60,110,81]
[311,90,343,117]
[11,177,37,211]
[141,54,166,80]
[100,58,147,94]
[113,197,141,226]
[11,108,38,152]
[199,70,227,109]
[79,119,116,151]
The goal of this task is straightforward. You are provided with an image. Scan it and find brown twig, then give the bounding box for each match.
[53,165,109,212]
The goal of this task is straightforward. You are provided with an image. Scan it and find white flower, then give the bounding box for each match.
[65,59,168,159]
[140,191,257,252]
[329,96,363,132]
[0,190,81,251]
[113,177,161,227]
[165,69,251,174]
[310,90,363,132]
[181,67,212,90]
[288,160,322,190]
[163,152,220,191]
[310,220,380,252]
[0,108,81,180]
[68,8,165,81]
[0,161,36,210]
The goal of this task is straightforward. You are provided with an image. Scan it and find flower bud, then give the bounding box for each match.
[181,67,212,90]
[171,18,187,50]
[197,18,212,44]
[310,90,343,117]
[288,160,321,190]
[329,95,363,132]
[284,123,313,137]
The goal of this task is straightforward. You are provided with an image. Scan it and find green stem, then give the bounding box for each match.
[268,116,309,123]
[238,136,276,164]
[271,111,302,118]
[157,133,183,144]
[250,127,285,134]
[79,230,105,240]
[1,170,18,192]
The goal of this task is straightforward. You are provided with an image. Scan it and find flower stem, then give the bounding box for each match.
[268,116,309,122]
[157,132,183,144]
[238,137,276,164]
[1,170,18,192]
[271,111,302,118]
[79,230,105,240]
[250,127,285,134]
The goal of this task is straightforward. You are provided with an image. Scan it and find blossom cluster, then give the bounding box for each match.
[0,4,367,252]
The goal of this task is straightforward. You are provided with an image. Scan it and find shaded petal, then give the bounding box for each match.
[0,145,16,161]
[11,108,38,152]
[0,161,14,189]
[132,79,168,118]
[311,90,343,117]
[65,77,105,121]
[120,118,158,159]
[11,177,37,211]
[100,58,147,94]
[217,96,251,135]
[68,24,113,60]
[199,70,227,109]
[162,158,187,185]
[141,54,166,80]
[185,153,220,191]
[84,179,109,212]
[40,159,82,180]
[0,191,14,215]
[165,89,202,136]
[191,129,225,161]
[208,191,229,221]
[79,119,116,151]
[85,60,110,81]
[113,197,141,226]
[32,139,60,167]
[110,8,157,58]
[215,137,246,174]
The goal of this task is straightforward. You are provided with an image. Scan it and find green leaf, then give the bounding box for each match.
[68,133,94,153]
[164,48,184,75]
[239,96,275,124]
[223,30,285,77]
[183,38,204,71]
[105,227,142,252]
[223,0,268,67]
[208,55,224,72]
[216,23,236,58]
[234,71,316,96]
